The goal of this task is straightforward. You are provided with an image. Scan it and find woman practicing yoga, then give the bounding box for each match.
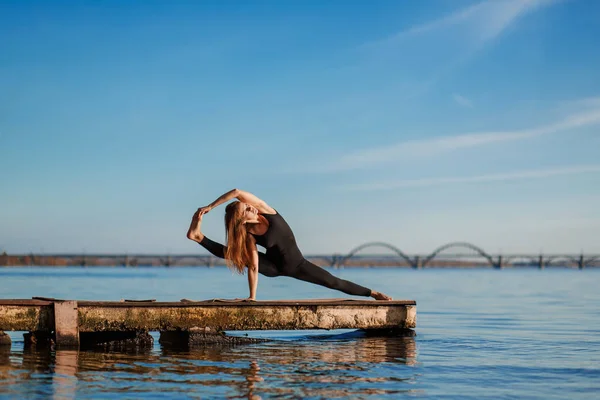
[186,188,392,301]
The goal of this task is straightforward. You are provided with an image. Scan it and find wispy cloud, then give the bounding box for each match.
[453,93,474,108]
[357,0,563,100]
[365,0,561,51]
[561,96,600,109]
[340,164,600,191]
[321,105,600,172]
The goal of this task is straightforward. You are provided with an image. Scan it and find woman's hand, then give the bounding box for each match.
[197,206,212,215]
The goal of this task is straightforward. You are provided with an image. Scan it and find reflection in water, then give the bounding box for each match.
[0,346,13,389]
[0,333,417,398]
[53,350,78,400]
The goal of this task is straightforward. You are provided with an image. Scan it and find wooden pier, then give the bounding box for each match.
[0,298,416,349]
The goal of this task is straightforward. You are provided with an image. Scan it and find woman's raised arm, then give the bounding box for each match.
[199,188,275,215]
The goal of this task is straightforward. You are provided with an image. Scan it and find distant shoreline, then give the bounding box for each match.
[2,252,598,269]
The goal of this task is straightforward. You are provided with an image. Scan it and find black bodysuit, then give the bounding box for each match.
[199,211,371,297]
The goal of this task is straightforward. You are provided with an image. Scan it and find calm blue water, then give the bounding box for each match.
[1,266,599,399]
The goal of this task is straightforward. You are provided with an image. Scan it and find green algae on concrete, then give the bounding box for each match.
[76,302,416,332]
[78,306,299,332]
[0,304,54,332]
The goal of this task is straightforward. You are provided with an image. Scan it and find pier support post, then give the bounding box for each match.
[0,330,10,347]
[495,255,503,269]
[54,301,79,348]
[23,331,54,348]
[0,334,9,367]
[159,328,269,347]
[413,256,422,269]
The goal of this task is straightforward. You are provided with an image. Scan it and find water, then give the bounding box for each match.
[1,266,599,399]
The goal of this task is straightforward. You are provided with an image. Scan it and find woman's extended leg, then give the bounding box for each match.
[288,259,391,298]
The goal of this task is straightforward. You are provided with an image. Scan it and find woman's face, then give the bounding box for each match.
[241,202,259,223]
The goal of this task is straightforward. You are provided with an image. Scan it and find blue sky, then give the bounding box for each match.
[1,0,599,255]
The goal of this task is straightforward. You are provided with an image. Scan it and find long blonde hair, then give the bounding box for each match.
[224,201,252,274]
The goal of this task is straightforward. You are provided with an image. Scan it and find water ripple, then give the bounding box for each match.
[1,267,599,399]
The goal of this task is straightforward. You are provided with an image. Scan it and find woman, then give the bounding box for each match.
[186,188,392,301]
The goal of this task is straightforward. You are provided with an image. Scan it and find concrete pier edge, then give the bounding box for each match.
[0,298,417,349]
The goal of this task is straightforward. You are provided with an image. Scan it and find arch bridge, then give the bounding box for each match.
[3,250,599,268]
[336,242,416,268]
[337,242,533,269]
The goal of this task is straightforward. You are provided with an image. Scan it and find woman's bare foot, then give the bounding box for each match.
[371,290,392,301]
[186,210,205,243]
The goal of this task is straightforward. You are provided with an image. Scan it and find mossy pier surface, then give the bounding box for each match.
[0,298,416,348]
[0,299,55,332]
